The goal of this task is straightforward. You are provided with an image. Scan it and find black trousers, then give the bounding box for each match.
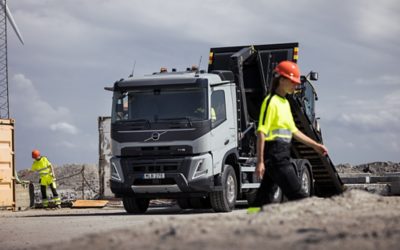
[40,183,59,199]
[253,141,307,207]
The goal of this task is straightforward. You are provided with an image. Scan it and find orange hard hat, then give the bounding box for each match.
[32,149,41,159]
[274,61,301,84]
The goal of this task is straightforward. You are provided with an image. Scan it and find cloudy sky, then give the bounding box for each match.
[7,0,400,169]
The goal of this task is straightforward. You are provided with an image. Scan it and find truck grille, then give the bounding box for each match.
[127,162,180,174]
[123,160,183,174]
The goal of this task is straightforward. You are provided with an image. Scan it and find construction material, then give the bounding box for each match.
[340,172,400,196]
[0,119,15,209]
[98,116,113,198]
[72,200,108,208]
[15,182,34,211]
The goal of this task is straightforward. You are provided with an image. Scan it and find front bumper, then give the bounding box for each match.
[110,154,216,198]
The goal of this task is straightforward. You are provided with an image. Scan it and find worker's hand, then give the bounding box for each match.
[255,161,265,180]
[314,143,328,156]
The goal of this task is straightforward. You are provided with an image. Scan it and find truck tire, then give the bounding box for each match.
[210,165,237,212]
[122,197,149,214]
[300,166,312,197]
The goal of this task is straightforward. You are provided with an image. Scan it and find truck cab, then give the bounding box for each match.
[108,71,241,212]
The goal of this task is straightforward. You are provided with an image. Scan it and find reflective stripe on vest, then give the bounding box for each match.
[37,166,51,177]
[265,128,292,142]
[272,137,291,143]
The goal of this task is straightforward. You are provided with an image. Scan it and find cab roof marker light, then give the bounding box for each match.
[209,52,214,65]
[293,47,299,62]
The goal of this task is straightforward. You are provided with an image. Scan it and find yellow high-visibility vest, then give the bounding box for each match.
[257,94,298,142]
[32,156,55,186]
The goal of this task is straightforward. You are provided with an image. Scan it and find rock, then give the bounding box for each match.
[336,162,400,175]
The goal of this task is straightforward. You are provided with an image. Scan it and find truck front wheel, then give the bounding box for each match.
[210,165,237,212]
[122,197,149,214]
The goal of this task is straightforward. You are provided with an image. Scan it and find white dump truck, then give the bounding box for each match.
[105,43,343,213]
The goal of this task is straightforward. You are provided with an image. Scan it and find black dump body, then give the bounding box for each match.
[208,43,343,196]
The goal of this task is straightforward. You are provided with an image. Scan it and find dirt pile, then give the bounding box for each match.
[18,164,99,202]
[32,189,400,250]
[336,162,400,175]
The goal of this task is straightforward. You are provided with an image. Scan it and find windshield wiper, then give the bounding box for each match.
[118,119,151,128]
[157,117,193,127]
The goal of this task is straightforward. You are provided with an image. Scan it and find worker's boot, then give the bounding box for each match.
[42,199,49,209]
[52,197,61,209]
[247,206,263,214]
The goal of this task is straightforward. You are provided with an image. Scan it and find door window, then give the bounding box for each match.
[211,90,226,128]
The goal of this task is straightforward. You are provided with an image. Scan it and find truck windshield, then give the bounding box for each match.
[112,87,208,123]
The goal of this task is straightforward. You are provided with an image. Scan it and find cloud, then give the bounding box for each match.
[7,0,400,167]
[10,74,78,134]
[321,89,400,163]
[355,75,400,86]
[354,0,400,43]
[58,141,76,149]
[328,89,400,132]
[50,122,78,135]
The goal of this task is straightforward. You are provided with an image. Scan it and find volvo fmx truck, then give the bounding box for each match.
[106,43,343,213]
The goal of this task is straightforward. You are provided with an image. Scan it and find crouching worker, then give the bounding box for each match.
[31,149,61,208]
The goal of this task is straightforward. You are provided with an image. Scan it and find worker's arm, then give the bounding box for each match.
[293,130,328,156]
[50,164,56,179]
[255,131,266,179]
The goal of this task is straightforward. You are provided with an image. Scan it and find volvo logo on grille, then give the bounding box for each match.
[144,131,167,142]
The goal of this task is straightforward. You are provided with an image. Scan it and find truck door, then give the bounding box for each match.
[209,85,237,174]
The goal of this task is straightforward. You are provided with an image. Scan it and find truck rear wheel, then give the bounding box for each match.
[300,166,312,197]
[270,184,283,203]
[210,165,237,212]
[122,197,149,214]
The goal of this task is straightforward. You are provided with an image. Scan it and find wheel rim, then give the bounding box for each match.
[273,186,281,200]
[302,171,310,196]
[226,175,236,204]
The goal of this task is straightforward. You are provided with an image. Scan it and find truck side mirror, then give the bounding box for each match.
[309,71,318,81]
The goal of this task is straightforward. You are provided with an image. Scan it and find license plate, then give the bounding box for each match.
[143,173,165,179]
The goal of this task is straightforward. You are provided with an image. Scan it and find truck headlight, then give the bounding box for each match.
[111,160,122,182]
[193,159,208,179]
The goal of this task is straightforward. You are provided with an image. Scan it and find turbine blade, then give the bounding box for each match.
[3,3,24,45]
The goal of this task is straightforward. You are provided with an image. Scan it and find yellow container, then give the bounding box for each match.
[0,119,15,209]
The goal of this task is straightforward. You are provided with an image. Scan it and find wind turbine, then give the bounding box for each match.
[0,0,24,119]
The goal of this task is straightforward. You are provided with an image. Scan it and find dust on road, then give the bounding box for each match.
[10,190,399,250]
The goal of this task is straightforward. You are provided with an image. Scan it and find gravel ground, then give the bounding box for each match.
[11,162,400,249]
[24,189,400,250]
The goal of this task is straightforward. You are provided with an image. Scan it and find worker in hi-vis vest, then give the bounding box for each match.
[248,61,328,214]
[31,150,61,208]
